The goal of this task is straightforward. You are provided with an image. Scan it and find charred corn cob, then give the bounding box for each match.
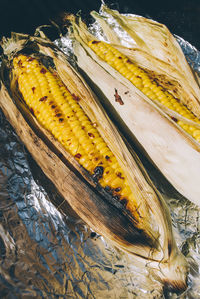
[0,33,188,292]
[88,40,200,143]
[13,54,136,213]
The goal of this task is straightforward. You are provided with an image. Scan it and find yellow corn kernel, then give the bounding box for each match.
[193,130,200,138]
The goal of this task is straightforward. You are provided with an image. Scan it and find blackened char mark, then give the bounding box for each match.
[93,166,104,183]
[39,96,48,102]
[171,117,178,122]
[40,68,47,74]
[90,232,97,238]
[113,195,120,201]
[55,113,62,117]
[114,89,124,105]
[88,132,95,138]
[121,198,128,207]
[105,185,111,192]
[30,108,34,116]
[72,94,80,102]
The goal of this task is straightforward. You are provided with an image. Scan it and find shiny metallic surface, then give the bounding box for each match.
[1,14,200,298]
[0,111,165,298]
[176,35,200,74]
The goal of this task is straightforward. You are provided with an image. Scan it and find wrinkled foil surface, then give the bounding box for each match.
[1,10,200,299]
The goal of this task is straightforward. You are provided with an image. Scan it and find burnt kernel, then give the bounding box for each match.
[55,113,62,117]
[121,198,128,207]
[51,105,56,109]
[39,96,48,102]
[105,155,110,160]
[116,172,124,179]
[92,40,100,44]
[59,118,64,123]
[105,186,111,192]
[88,132,95,138]
[93,166,104,182]
[115,187,121,192]
[32,87,36,93]
[82,126,85,129]
[27,57,34,61]
[40,68,47,74]
[126,59,132,64]
[75,153,82,159]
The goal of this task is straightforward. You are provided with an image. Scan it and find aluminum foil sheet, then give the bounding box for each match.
[1,10,200,299]
[0,110,164,298]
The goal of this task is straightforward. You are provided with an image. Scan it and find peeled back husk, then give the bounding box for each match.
[67,8,200,207]
[0,32,188,291]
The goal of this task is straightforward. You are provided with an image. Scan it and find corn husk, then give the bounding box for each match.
[0,32,188,291]
[66,8,200,207]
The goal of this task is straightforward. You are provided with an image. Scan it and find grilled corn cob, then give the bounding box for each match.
[88,40,200,143]
[13,54,137,214]
[68,9,200,206]
[0,33,188,291]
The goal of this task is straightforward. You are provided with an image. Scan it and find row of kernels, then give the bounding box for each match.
[88,41,200,144]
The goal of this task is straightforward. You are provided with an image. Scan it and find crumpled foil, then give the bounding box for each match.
[1,10,200,299]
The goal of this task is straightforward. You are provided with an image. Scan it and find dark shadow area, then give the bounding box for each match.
[0,0,199,49]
